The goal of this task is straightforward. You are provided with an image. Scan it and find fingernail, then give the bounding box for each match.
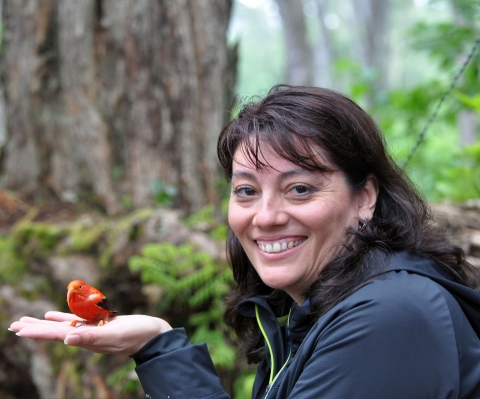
[15,332,22,337]
[64,335,80,346]
[7,328,12,331]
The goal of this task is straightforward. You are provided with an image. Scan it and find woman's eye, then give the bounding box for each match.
[233,187,256,197]
[291,185,310,195]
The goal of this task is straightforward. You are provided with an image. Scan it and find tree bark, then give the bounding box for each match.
[448,0,479,147]
[350,0,390,102]
[1,0,235,215]
[275,0,314,86]
[458,109,478,147]
[314,0,336,88]
[57,0,121,214]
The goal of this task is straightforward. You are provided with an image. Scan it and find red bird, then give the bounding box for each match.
[67,280,118,327]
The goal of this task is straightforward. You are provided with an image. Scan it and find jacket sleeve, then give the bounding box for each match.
[132,328,231,399]
[285,271,460,399]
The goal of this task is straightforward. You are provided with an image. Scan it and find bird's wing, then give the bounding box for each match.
[89,293,118,313]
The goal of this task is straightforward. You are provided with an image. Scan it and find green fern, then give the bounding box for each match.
[128,229,257,396]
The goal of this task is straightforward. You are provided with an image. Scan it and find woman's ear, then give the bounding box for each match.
[358,175,379,221]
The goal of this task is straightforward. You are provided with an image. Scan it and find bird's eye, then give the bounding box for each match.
[79,285,82,289]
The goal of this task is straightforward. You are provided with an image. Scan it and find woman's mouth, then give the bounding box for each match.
[257,239,306,254]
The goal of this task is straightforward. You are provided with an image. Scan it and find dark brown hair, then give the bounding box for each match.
[217,85,480,363]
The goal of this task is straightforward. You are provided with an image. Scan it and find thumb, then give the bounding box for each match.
[64,334,82,346]
[64,330,110,353]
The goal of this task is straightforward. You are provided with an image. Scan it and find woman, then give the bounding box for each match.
[10,85,480,398]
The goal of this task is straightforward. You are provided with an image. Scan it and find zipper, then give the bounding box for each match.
[255,304,293,399]
[264,383,273,399]
[263,346,291,399]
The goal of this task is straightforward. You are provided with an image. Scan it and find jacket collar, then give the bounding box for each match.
[238,297,314,367]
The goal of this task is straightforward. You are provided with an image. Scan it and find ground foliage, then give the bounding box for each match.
[0,202,256,399]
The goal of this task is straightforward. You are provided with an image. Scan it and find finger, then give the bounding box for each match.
[18,316,43,323]
[45,311,79,321]
[11,323,74,342]
[14,317,75,328]
[18,316,70,324]
[10,318,63,332]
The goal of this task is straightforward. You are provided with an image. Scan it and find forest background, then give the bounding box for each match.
[0,0,479,398]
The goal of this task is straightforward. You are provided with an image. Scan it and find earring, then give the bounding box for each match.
[359,219,368,231]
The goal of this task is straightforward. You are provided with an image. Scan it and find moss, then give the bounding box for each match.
[11,220,64,260]
[100,208,155,269]
[5,208,156,283]
[18,275,53,302]
[210,223,228,241]
[67,221,108,253]
[0,235,27,284]
[128,223,143,241]
[0,297,10,339]
[185,204,229,241]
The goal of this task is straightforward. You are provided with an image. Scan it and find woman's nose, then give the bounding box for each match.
[252,197,289,228]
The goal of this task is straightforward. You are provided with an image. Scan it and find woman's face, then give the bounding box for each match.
[228,143,377,304]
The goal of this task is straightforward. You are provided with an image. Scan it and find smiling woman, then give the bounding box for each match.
[228,145,377,304]
[10,85,480,399]
[217,85,480,398]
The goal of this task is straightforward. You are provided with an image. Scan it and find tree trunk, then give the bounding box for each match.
[274,0,314,86]
[448,0,479,147]
[314,0,336,88]
[458,109,478,147]
[350,0,390,103]
[1,0,235,215]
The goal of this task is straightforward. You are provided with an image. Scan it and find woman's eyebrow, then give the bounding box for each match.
[279,169,316,179]
[231,168,316,181]
[231,170,256,181]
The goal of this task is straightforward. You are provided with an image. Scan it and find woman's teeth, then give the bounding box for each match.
[258,239,305,253]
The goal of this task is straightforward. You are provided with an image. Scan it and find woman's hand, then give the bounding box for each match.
[9,311,172,356]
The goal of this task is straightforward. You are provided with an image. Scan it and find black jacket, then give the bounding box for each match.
[133,251,480,398]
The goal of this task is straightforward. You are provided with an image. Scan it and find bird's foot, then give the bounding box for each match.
[71,320,87,328]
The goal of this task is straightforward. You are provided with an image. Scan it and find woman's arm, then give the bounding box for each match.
[9,312,231,398]
[133,328,231,399]
[9,311,171,355]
